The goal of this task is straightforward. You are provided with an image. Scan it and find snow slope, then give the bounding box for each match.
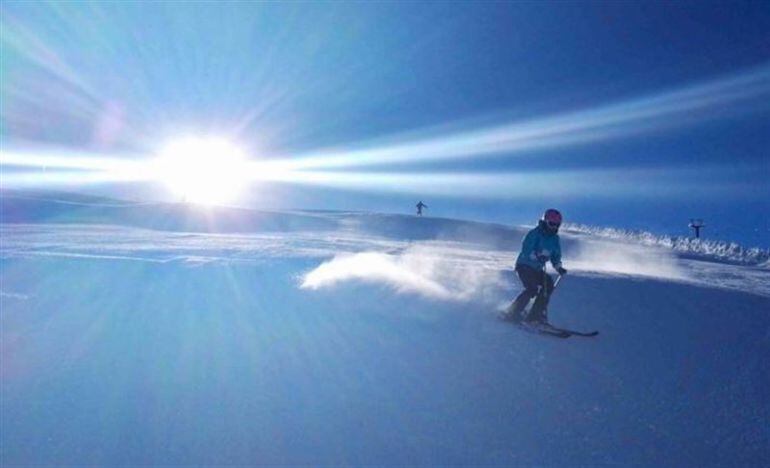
[2,192,769,465]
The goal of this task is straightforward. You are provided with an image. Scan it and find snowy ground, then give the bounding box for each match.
[2,194,769,465]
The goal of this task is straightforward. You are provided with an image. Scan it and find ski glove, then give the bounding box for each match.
[556,267,568,276]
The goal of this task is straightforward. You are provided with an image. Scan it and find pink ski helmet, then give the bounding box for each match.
[542,208,562,230]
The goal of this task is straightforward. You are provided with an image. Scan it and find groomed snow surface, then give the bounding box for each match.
[2,192,769,465]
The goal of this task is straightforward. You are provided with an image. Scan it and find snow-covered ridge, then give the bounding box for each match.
[563,223,770,267]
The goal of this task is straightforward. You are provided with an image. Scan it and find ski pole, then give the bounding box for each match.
[552,273,562,290]
[541,268,561,300]
[542,268,562,314]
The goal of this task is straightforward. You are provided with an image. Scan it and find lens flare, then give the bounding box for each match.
[1,65,768,201]
[152,137,248,205]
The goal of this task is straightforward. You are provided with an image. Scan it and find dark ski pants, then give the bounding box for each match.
[510,264,554,321]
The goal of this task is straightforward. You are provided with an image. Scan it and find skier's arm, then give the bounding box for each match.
[522,230,540,262]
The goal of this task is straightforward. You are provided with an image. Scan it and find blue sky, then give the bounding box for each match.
[1,1,769,245]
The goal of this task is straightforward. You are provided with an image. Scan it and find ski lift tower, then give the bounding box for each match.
[689,218,705,239]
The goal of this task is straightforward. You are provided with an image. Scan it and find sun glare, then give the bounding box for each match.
[153,137,248,205]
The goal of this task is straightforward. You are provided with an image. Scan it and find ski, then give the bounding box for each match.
[519,322,571,338]
[499,314,569,338]
[499,312,597,338]
[552,327,599,337]
[525,322,599,338]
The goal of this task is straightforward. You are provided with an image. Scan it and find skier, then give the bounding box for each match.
[416,201,427,216]
[503,208,568,325]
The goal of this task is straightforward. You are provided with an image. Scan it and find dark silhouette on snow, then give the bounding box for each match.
[416,201,427,216]
[689,218,705,238]
[503,208,568,324]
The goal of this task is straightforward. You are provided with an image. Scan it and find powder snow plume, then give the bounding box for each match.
[300,243,505,301]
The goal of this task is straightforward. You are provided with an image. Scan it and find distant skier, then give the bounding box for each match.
[503,208,568,325]
[416,201,427,216]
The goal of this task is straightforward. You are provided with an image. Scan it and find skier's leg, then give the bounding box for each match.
[510,288,537,315]
[507,266,540,319]
[528,273,554,323]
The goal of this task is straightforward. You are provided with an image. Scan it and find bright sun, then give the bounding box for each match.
[154,137,249,205]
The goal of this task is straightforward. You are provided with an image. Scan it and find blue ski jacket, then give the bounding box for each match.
[516,221,563,271]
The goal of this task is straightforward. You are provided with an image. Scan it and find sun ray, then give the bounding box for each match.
[262,64,770,171]
[1,65,768,203]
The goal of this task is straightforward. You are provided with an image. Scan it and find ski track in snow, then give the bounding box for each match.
[1,222,768,298]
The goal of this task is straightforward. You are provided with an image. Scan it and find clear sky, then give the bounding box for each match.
[1,1,769,245]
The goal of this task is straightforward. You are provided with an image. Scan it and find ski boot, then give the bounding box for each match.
[522,308,548,327]
[500,304,525,323]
